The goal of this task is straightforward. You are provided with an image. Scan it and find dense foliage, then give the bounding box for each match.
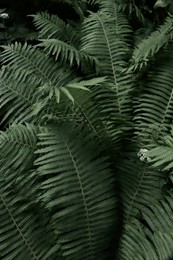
[1,0,173,259]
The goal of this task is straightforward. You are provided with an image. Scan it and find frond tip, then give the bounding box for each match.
[129,15,173,71]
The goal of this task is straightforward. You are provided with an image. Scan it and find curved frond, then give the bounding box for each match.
[32,12,99,73]
[0,42,92,107]
[0,123,38,183]
[38,39,98,72]
[31,12,80,48]
[146,128,173,170]
[90,85,134,144]
[130,15,173,71]
[1,42,65,86]
[117,3,145,24]
[65,84,130,151]
[119,192,173,259]
[135,56,173,138]
[0,124,59,260]
[34,124,117,260]
[81,8,134,115]
[100,0,133,40]
[118,155,164,220]
[0,66,40,125]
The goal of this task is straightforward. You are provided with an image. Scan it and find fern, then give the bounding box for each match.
[34,124,117,259]
[0,124,60,259]
[31,12,80,47]
[81,6,134,116]
[0,67,37,125]
[143,126,173,171]
[119,192,173,259]
[37,39,98,71]
[1,1,173,259]
[117,2,145,24]
[118,154,165,220]
[32,12,99,73]
[134,53,173,139]
[0,42,96,109]
[129,15,173,71]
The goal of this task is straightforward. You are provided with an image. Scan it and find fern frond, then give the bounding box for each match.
[90,85,134,144]
[0,123,37,182]
[146,130,173,170]
[117,3,145,24]
[81,9,134,115]
[0,67,39,125]
[119,192,173,259]
[0,124,60,259]
[38,39,98,71]
[65,85,129,151]
[134,56,173,138]
[118,220,159,259]
[118,155,164,220]
[129,15,173,71]
[100,0,133,40]
[0,42,92,106]
[81,10,130,73]
[32,12,99,73]
[34,124,117,260]
[31,12,80,48]
[1,42,62,85]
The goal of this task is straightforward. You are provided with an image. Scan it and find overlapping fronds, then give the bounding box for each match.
[81,10,130,75]
[32,12,99,73]
[0,185,59,260]
[129,15,173,71]
[0,67,38,125]
[0,42,95,108]
[90,85,134,144]
[100,0,133,39]
[65,84,132,152]
[31,12,80,47]
[145,127,173,170]
[134,55,173,138]
[37,39,98,72]
[118,155,165,220]
[117,2,145,24]
[34,124,117,260]
[118,192,173,259]
[1,42,72,86]
[0,124,38,180]
[81,7,134,115]
[0,124,60,260]
[1,1,173,259]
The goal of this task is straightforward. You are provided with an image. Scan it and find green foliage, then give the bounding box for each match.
[0,124,60,259]
[154,0,172,8]
[119,192,173,260]
[35,125,117,259]
[1,0,173,259]
[129,15,173,71]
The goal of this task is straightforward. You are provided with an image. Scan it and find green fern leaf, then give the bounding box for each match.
[119,193,173,259]
[118,155,164,220]
[31,12,80,47]
[134,56,173,138]
[38,39,98,70]
[130,15,173,71]
[0,124,60,259]
[34,124,117,260]
[0,67,38,125]
[81,8,133,115]
[154,0,171,8]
